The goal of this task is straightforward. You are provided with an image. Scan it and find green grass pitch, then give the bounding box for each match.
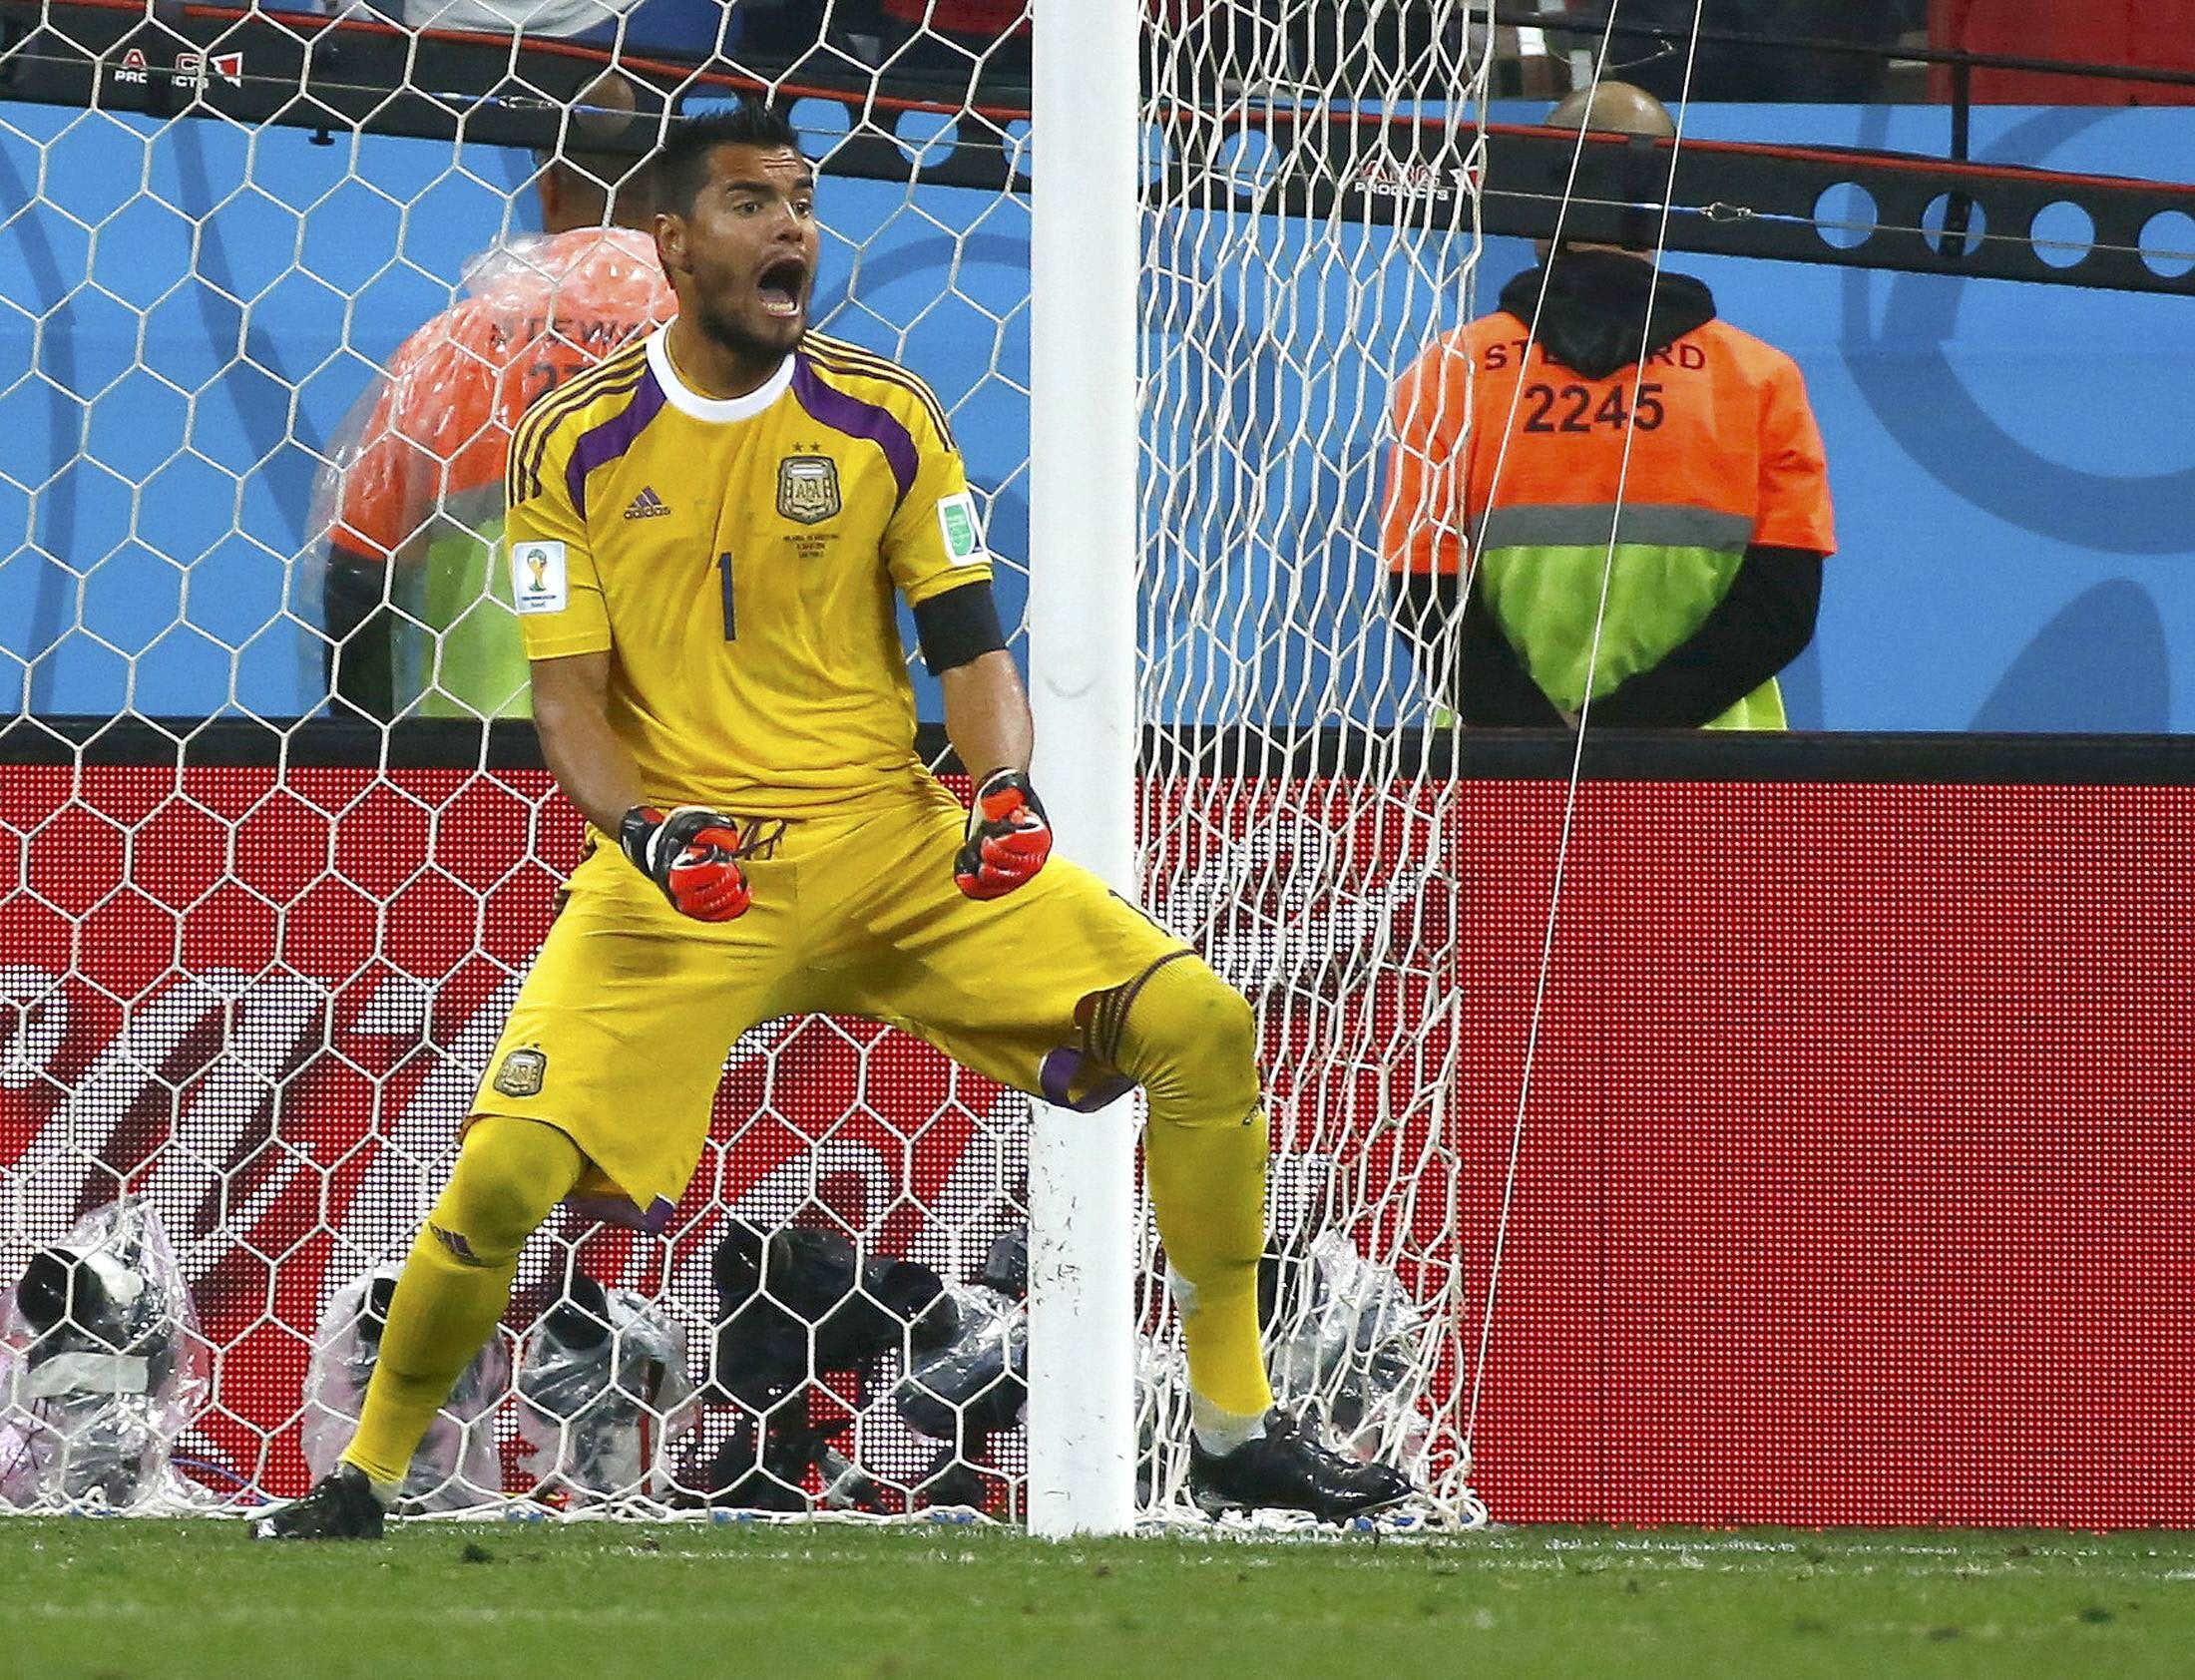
[8,1520,2194,1679]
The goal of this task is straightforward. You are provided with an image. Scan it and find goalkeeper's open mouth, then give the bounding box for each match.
[757,256,808,320]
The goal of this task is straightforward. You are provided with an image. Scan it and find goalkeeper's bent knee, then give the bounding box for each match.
[422,1114,585,1268]
[1098,951,1262,1132]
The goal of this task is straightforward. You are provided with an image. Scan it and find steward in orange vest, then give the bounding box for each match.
[1383,85,1834,729]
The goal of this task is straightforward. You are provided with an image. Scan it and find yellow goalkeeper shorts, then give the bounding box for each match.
[470,776,1185,1221]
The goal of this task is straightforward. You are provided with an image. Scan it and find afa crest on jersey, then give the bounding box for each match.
[776,455,841,526]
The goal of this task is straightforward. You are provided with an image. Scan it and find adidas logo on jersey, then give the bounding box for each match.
[624,486,671,521]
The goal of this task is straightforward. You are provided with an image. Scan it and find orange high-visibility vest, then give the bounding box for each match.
[1382,303,1834,728]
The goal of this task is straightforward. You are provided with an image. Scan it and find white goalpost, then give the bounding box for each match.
[1025,0,1142,1539]
[1037,0,1500,1534]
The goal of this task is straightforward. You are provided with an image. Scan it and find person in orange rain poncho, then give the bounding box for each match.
[316,91,673,720]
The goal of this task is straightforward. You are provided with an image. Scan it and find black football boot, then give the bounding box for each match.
[1187,1409,1415,1523]
[253,1464,387,1540]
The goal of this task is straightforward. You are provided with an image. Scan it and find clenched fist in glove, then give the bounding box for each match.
[954,770,1053,900]
[620,805,754,922]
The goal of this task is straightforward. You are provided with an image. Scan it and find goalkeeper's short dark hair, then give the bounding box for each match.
[654,103,803,215]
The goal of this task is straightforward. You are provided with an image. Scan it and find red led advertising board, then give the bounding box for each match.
[2,747,2190,1523]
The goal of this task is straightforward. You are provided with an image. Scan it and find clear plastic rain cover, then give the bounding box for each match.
[301,1264,510,1511]
[513,1275,696,1506]
[1,1200,212,1511]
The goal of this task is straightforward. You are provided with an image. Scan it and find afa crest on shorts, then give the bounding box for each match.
[777,455,841,525]
[492,1047,548,1097]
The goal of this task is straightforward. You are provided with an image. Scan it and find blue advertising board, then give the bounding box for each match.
[1,97,2189,729]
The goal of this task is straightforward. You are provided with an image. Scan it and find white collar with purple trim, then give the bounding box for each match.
[646,324,793,423]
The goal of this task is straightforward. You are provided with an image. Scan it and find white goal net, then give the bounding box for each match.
[0,0,1489,1524]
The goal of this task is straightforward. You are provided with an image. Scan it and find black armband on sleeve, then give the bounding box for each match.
[914,579,1008,673]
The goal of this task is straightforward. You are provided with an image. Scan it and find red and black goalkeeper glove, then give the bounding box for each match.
[619,805,753,922]
[954,770,1053,900]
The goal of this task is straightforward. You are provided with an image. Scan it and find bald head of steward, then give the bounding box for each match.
[1546,80,1677,140]
[1538,80,1676,258]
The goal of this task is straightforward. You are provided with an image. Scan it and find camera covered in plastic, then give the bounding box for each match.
[302,1263,509,1511]
[0,1200,211,1511]
[514,1270,696,1506]
[893,1225,1029,1511]
[687,1219,959,1511]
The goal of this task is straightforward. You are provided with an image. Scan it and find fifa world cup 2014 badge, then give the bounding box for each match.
[777,455,841,526]
[493,1048,548,1097]
[509,540,568,616]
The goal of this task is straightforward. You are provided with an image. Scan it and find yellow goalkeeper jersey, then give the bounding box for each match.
[504,326,991,816]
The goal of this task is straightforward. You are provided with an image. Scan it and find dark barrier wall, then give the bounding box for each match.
[3,729,2188,1519]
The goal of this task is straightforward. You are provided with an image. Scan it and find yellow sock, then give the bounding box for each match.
[1152,1111,1275,1424]
[340,1115,583,1488]
[1100,954,1276,1425]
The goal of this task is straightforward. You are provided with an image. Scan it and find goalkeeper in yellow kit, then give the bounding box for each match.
[261,102,1410,1537]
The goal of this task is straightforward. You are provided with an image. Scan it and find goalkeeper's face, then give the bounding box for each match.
[662,143,819,362]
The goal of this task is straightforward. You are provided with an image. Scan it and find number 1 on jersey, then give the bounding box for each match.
[717,551,736,640]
